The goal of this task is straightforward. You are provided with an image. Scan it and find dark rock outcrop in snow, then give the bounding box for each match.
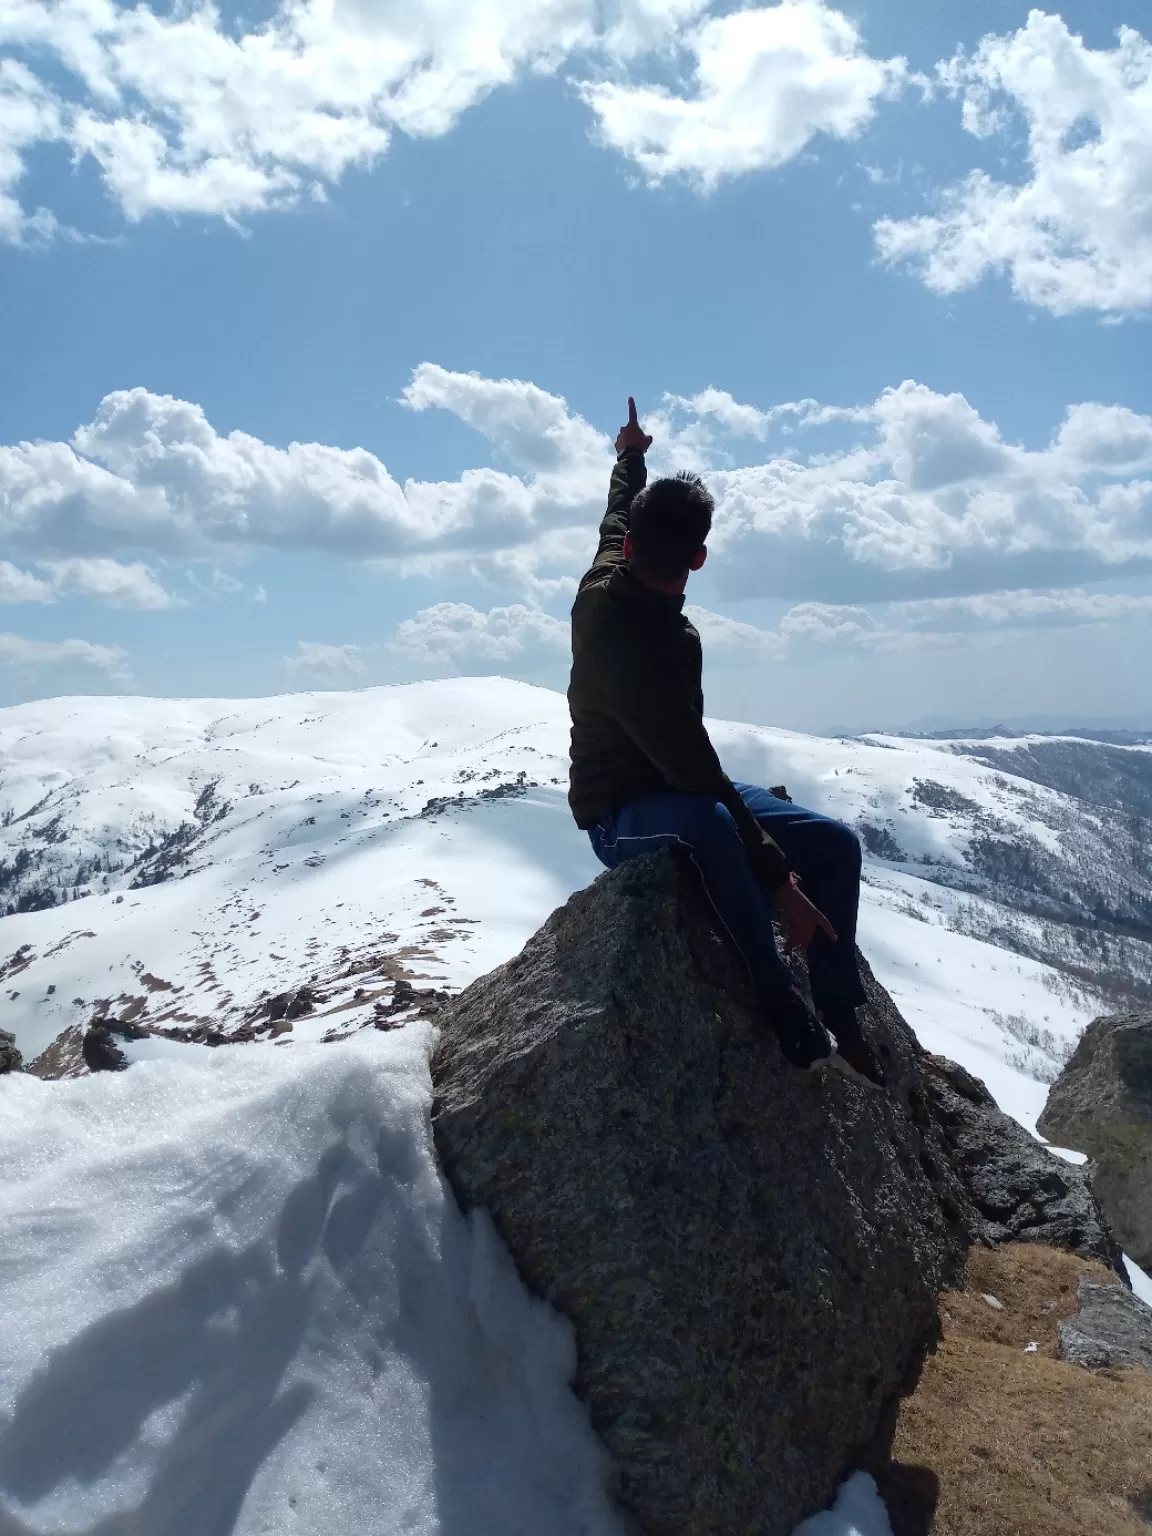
[1059,1277,1152,1370]
[81,1023,131,1073]
[920,1054,1122,1270]
[0,1029,21,1074]
[1038,1011,1152,1270]
[431,852,1119,1535]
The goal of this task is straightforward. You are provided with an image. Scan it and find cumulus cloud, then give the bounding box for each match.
[0,0,602,235]
[696,380,1152,594]
[0,371,606,567]
[692,584,1152,666]
[44,558,178,609]
[874,13,1152,315]
[0,632,129,676]
[6,368,1152,607]
[283,641,367,679]
[0,554,176,607]
[391,602,568,668]
[891,587,1152,630]
[402,365,606,478]
[0,560,54,602]
[0,0,911,237]
[578,1,910,188]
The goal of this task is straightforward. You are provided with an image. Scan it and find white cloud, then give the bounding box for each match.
[391,602,568,668]
[579,1,910,188]
[0,0,919,236]
[0,632,128,676]
[0,0,600,234]
[891,587,1152,630]
[6,369,1152,606]
[45,557,178,609]
[402,364,606,476]
[0,554,176,607]
[702,380,1152,588]
[691,585,1152,667]
[0,560,54,602]
[874,14,1152,315]
[0,58,61,245]
[686,604,783,653]
[283,641,367,679]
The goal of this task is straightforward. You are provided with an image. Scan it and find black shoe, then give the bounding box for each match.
[823,1008,887,1087]
[767,987,835,1071]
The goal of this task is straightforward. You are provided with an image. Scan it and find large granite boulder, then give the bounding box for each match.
[430,853,1119,1535]
[1038,1011,1152,1270]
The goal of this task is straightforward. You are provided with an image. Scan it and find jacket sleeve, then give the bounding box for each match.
[605,653,790,890]
[578,450,647,592]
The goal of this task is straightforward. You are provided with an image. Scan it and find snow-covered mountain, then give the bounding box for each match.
[4,676,1150,1129]
[4,678,1152,1536]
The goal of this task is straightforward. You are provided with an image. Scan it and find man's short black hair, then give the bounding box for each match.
[628,471,714,581]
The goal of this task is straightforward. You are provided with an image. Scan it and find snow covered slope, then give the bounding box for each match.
[1,676,1137,1129]
[2,678,1148,1536]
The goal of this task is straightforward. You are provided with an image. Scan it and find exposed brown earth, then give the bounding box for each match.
[872,1245,1152,1536]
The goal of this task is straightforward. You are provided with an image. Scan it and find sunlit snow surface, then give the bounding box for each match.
[0,679,1143,1535]
[0,1030,623,1536]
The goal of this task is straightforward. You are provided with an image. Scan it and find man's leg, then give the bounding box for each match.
[731,782,883,1083]
[589,792,832,1068]
[730,781,866,1016]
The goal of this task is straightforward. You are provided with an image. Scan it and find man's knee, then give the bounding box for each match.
[661,795,742,853]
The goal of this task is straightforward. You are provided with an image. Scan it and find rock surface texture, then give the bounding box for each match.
[920,1055,1121,1268]
[1038,1011,1152,1271]
[431,853,1119,1536]
[1059,1277,1152,1370]
[0,1030,21,1074]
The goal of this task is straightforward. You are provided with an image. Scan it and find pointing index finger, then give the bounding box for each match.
[627,396,638,426]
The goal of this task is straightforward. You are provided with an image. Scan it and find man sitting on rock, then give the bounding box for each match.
[567,397,884,1085]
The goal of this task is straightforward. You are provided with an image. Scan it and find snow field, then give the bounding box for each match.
[2,678,1149,1535]
[0,1030,624,1536]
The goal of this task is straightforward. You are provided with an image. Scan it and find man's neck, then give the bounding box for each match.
[629,565,689,597]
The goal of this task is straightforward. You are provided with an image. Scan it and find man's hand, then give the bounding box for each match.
[616,396,653,457]
[776,874,838,950]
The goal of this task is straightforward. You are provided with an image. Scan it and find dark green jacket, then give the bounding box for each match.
[567,450,789,890]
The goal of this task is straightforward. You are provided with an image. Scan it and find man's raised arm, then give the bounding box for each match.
[580,398,653,589]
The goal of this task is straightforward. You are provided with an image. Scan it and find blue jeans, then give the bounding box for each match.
[588,782,865,1018]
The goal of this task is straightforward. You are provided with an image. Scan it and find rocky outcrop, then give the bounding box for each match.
[1038,1011,1152,1270]
[0,1029,21,1074]
[920,1054,1122,1269]
[1059,1276,1152,1370]
[430,852,1120,1536]
[81,1023,132,1072]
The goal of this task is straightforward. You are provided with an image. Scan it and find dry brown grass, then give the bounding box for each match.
[869,1245,1152,1536]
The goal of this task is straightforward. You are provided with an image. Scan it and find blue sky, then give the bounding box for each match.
[2,0,1151,731]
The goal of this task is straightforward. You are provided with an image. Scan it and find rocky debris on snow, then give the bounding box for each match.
[0,1030,21,1074]
[25,1025,86,1080]
[1038,1011,1152,1271]
[1059,1277,1152,1371]
[374,977,449,1028]
[920,1054,1123,1270]
[81,1023,131,1073]
[433,852,1075,1536]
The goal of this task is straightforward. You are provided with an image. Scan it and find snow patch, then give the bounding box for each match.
[0,1032,624,1535]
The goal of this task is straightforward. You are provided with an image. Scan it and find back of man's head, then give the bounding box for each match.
[628,471,714,582]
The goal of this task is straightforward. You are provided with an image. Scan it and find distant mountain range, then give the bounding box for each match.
[3,679,1151,1133]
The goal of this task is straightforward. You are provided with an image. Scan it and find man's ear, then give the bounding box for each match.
[623,531,634,561]
[689,544,708,572]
